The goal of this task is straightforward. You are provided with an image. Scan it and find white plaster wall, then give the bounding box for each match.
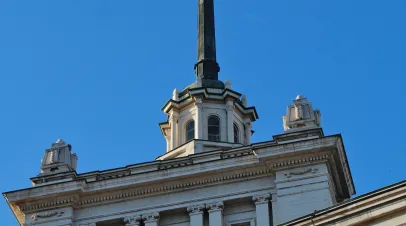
[274,163,334,225]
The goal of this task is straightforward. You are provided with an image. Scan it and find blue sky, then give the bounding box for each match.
[1,0,405,224]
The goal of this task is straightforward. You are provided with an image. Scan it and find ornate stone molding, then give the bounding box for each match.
[75,168,271,209]
[253,194,271,204]
[20,167,272,213]
[31,210,64,221]
[284,167,318,178]
[187,204,206,214]
[206,201,224,212]
[269,154,330,170]
[124,215,142,226]
[143,212,160,223]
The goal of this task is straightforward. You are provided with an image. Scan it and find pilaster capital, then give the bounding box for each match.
[244,121,252,129]
[124,215,142,226]
[226,101,234,111]
[206,201,224,212]
[187,204,205,215]
[143,212,160,223]
[253,194,271,204]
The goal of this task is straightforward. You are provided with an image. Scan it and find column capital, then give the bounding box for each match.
[124,215,142,226]
[206,201,224,212]
[253,194,271,204]
[187,204,205,215]
[143,212,160,223]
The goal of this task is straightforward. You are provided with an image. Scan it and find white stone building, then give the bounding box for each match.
[5,0,404,225]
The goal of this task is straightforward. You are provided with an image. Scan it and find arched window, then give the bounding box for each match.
[208,115,220,141]
[233,123,240,143]
[186,120,195,142]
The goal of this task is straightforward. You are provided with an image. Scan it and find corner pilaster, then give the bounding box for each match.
[170,111,179,150]
[244,120,252,145]
[195,97,203,139]
[226,100,234,142]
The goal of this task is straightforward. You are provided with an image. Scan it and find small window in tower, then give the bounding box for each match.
[234,123,240,143]
[208,115,220,141]
[186,120,195,142]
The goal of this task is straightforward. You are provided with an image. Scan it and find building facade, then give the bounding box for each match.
[2,0,361,225]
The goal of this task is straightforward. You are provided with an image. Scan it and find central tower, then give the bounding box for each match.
[157,0,258,160]
[194,0,223,88]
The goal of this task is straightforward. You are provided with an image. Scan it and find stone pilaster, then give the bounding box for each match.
[207,201,224,226]
[187,204,205,226]
[143,212,159,226]
[170,111,179,150]
[253,194,271,226]
[226,100,234,143]
[244,121,252,145]
[195,98,203,139]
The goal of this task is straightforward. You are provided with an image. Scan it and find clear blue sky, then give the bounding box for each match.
[1,0,405,224]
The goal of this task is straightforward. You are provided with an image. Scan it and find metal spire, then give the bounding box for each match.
[194,0,223,88]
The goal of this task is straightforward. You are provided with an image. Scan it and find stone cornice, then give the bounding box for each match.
[4,134,354,224]
[17,166,272,214]
[5,135,347,201]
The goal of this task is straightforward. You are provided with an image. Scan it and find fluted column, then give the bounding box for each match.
[226,100,234,143]
[253,194,271,226]
[124,215,142,226]
[207,201,224,226]
[187,204,205,226]
[144,212,160,226]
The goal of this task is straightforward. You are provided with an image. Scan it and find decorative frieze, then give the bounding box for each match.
[253,194,271,204]
[31,210,64,221]
[269,154,330,170]
[20,167,272,212]
[284,168,318,178]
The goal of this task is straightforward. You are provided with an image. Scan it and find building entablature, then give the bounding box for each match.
[3,133,354,225]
